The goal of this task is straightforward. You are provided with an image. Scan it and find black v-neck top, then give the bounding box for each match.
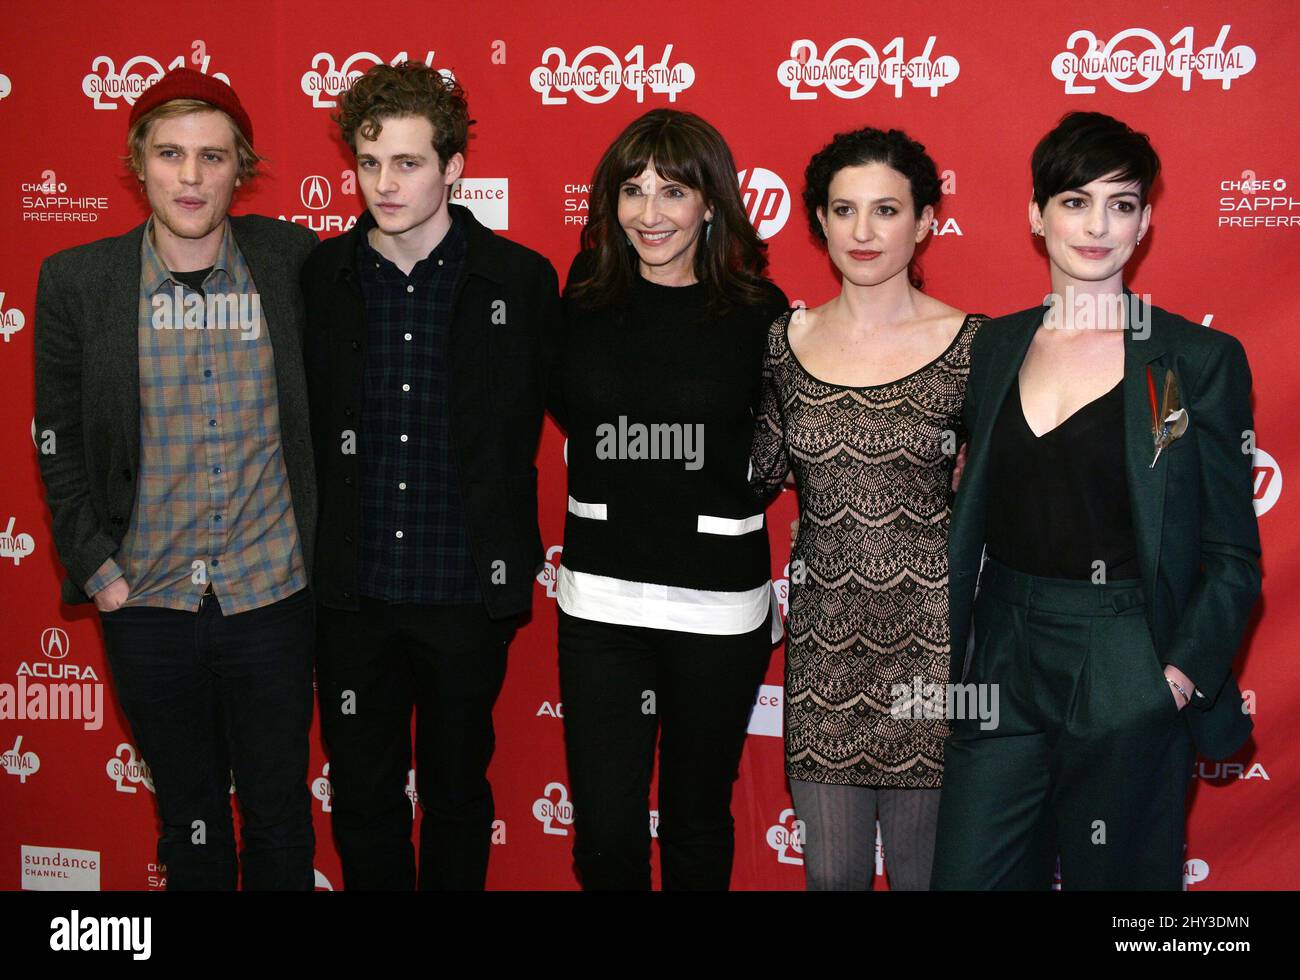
[985,377,1140,580]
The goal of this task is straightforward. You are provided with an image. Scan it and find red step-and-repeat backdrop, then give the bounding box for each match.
[0,0,1295,890]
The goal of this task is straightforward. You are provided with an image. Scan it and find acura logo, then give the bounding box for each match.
[40,627,69,660]
[300,175,331,210]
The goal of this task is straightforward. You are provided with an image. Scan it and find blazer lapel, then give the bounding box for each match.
[951,305,1042,577]
[104,223,145,474]
[1122,295,1169,604]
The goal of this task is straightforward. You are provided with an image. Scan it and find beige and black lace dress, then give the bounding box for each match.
[751,310,985,787]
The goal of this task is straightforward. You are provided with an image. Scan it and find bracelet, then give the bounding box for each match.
[1166,676,1191,703]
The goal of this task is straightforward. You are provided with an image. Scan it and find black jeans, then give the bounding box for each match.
[315,599,515,890]
[558,608,772,890]
[99,588,316,890]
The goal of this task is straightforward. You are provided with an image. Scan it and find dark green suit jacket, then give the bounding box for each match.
[948,295,1261,760]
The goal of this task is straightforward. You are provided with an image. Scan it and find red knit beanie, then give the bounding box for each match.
[128,68,254,147]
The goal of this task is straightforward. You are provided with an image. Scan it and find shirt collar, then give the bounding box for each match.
[140,215,239,294]
[356,206,468,275]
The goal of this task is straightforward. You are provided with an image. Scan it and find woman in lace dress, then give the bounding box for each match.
[751,128,983,890]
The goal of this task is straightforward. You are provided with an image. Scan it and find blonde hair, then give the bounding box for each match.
[125,99,261,183]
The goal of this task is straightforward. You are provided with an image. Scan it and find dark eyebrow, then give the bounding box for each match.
[829,196,903,206]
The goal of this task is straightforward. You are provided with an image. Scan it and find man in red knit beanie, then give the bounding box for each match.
[34,67,320,889]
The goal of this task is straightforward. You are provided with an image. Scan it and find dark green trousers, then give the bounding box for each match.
[932,558,1196,890]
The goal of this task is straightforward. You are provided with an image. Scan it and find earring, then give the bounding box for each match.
[705,221,712,242]
[626,235,635,246]
[1137,236,1143,244]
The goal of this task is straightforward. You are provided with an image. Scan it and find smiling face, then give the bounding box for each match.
[1030,173,1152,286]
[355,114,463,241]
[617,160,713,283]
[816,162,933,288]
[140,110,241,247]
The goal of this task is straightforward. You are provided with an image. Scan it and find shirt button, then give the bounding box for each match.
[209,419,217,427]
[398,482,407,490]
[402,384,410,392]
[204,369,212,378]
[213,466,221,474]
[404,333,412,341]
[214,515,223,522]
[437,259,444,266]
[406,284,414,294]
[400,434,408,443]
[395,530,404,539]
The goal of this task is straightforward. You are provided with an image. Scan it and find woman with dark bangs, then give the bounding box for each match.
[931,112,1261,890]
[553,109,789,890]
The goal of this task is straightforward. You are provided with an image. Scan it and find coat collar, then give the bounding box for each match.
[323,202,507,285]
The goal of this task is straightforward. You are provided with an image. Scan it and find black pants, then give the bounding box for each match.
[558,608,772,890]
[315,599,515,890]
[99,588,316,890]
[932,558,1196,890]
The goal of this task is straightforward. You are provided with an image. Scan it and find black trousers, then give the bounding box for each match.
[99,588,316,890]
[932,558,1197,890]
[315,599,516,890]
[558,608,772,890]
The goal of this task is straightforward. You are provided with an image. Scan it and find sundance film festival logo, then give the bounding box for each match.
[2,735,40,783]
[739,168,790,240]
[777,35,959,100]
[536,544,563,599]
[301,51,446,108]
[0,292,25,342]
[766,808,804,865]
[106,743,154,794]
[0,516,35,565]
[1051,25,1255,94]
[82,43,228,109]
[531,43,694,105]
[532,781,575,835]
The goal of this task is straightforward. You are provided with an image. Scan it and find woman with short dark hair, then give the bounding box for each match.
[931,111,1261,890]
[554,108,788,890]
[751,127,983,890]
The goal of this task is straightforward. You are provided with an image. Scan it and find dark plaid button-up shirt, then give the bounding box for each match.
[84,217,306,613]
[354,209,480,603]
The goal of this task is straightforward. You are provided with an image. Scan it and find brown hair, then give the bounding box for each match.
[569,109,773,311]
[333,61,473,168]
[125,99,260,183]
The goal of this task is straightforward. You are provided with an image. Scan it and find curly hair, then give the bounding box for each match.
[802,127,942,242]
[333,61,473,168]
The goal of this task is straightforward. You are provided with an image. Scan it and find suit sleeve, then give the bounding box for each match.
[33,256,122,596]
[1162,336,1262,709]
